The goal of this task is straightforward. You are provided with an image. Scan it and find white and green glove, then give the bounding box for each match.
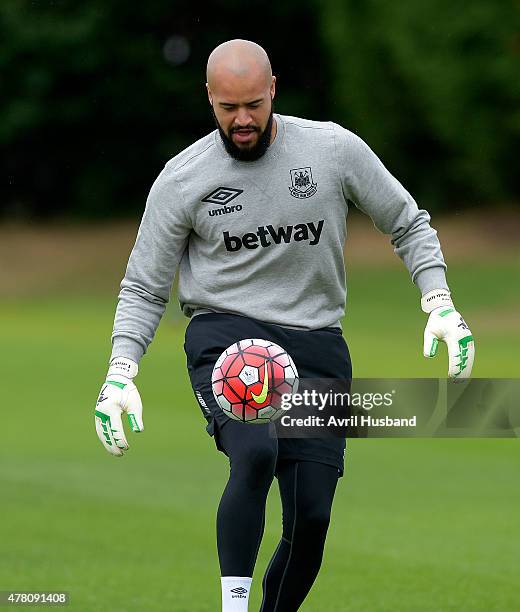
[94,357,143,456]
[421,289,475,381]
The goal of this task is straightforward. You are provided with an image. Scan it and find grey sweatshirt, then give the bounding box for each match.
[111,114,448,363]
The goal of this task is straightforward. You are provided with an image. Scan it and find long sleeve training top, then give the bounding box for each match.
[111,114,448,363]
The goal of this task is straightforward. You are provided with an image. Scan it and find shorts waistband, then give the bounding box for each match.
[190,309,342,333]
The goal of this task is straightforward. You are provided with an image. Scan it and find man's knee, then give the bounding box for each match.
[227,433,277,488]
[245,441,277,473]
[296,504,331,536]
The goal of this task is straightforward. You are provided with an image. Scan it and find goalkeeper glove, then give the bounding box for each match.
[421,289,475,381]
[94,357,143,457]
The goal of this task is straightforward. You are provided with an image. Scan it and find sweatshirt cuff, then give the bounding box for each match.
[110,335,145,365]
[414,266,449,295]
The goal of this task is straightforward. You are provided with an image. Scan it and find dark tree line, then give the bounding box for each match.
[1,0,518,218]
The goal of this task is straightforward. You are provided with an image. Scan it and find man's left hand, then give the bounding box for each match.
[421,289,475,381]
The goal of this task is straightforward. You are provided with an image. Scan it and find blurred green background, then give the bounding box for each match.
[2,0,518,218]
[1,1,519,611]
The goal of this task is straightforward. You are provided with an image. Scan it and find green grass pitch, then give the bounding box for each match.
[1,261,519,611]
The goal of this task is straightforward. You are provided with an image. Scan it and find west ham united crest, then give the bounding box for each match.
[289,167,318,199]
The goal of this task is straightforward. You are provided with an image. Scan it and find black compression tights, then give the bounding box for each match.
[217,421,339,611]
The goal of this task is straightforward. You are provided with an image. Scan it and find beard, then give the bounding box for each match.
[212,104,274,162]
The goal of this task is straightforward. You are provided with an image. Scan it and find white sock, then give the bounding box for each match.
[221,576,252,611]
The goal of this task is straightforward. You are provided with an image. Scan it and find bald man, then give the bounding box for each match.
[95,39,474,611]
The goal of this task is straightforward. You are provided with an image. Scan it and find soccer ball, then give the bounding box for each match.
[211,338,299,424]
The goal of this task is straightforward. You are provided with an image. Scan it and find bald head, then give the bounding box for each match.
[206,39,272,89]
[206,40,277,161]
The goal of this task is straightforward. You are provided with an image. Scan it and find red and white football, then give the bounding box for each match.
[211,338,299,424]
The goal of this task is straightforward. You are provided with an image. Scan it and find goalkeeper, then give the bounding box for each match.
[94,39,475,611]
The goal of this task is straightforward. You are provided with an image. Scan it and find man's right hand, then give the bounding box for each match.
[94,357,144,457]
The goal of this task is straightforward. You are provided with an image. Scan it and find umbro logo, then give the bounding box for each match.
[195,390,210,413]
[202,187,244,217]
[202,187,243,205]
[230,587,248,599]
[231,587,247,594]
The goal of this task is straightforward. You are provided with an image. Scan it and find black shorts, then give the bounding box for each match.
[184,313,352,475]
